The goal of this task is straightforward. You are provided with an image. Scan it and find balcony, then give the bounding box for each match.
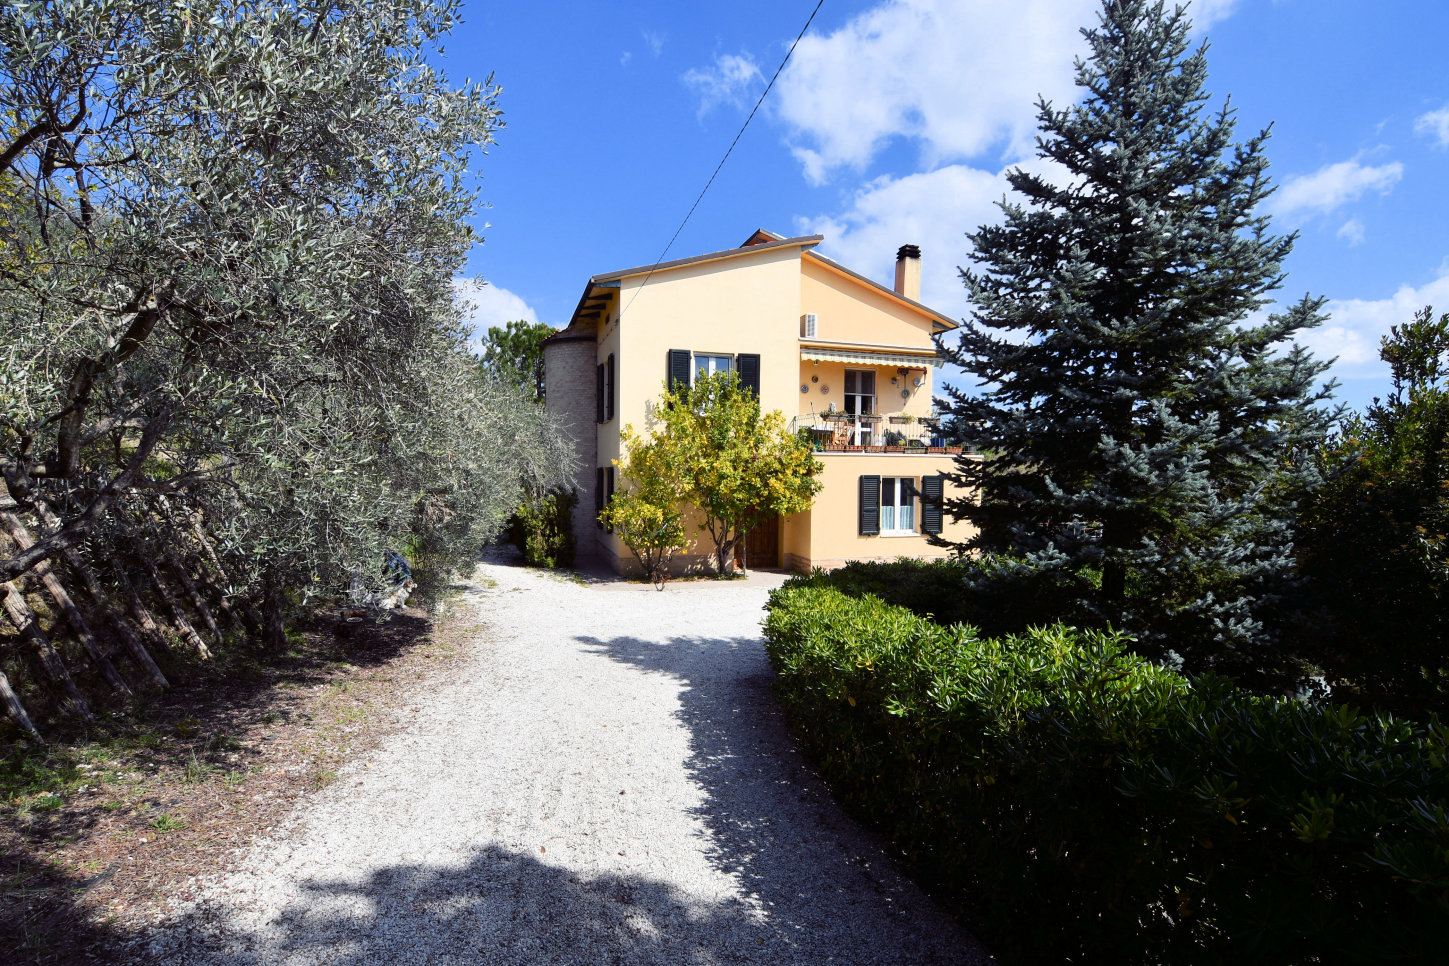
[790,413,965,454]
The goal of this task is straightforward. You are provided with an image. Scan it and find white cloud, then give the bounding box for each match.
[773,0,1096,183]
[1187,0,1242,28]
[1297,267,1449,383]
[1414,104,1449,148]
[620,50,632,67]
[1273,157,1404,221]
[643,31,665,57]
[453,278,542,354]
[1336,218,1366,246]
[795,160,1077,313]
[683,53,762,117]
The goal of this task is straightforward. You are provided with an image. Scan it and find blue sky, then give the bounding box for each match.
[444,0,1449,411]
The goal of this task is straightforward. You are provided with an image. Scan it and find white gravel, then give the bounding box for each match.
[143,550,988,965]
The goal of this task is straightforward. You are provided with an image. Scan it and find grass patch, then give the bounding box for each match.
[149,814,187,833]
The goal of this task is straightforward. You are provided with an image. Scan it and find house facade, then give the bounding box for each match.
[543,229,977,574]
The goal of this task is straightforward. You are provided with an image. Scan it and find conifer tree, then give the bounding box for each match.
[939,0,1335,667]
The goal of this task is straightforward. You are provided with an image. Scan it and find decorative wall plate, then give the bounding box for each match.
[820,385,830,395]
[801,384,809,393]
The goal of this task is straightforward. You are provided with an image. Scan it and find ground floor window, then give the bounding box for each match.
[880,477,916,534]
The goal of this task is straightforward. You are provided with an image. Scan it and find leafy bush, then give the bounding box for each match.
[1291,308,1449,714]
[763,585,1449,964]
[793,556,1092,637]
[507,488,577,569]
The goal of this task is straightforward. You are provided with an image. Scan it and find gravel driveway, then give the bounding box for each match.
[144,552,988,965]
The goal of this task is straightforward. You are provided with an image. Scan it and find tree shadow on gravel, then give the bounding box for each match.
[151,842,776,965]
[1,610,436,965]
[143,632,986,966]
[575,633,988,966]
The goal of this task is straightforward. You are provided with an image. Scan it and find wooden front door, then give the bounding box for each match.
[736,515,780,569]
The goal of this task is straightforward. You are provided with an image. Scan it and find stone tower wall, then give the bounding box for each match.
[544,332,599,560]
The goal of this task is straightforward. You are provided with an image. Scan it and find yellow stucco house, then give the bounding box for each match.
[543,228,977,574]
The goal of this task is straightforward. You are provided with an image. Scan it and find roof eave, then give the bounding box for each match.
[804,250,959,330]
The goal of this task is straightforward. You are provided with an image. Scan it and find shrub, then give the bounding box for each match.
[507,488,577,569]
[762,585,1449,964]
[1291,307,1449,714]
[792,555,1092,637]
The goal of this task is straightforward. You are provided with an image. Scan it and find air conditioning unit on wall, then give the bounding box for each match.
[801,313,818,338]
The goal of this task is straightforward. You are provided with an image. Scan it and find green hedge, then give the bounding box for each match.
[762,585,1449,964]
[789,556,1093,637]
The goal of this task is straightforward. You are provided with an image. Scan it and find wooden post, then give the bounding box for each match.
[114,564,172,655]
[1,513,133,699]
[153,498,244,636]
[139,555,211,659]
[2,582,94,724]
[262,575,286,650]
[30,501,168,690]
[188,518,263,638]
[165,554,224,644]
[0,668,41,741]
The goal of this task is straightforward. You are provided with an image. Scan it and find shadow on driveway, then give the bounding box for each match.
[150,629,985,964]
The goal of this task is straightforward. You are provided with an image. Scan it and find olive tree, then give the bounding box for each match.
[0,0,567,614]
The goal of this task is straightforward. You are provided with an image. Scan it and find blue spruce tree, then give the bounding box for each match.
[939,0,1335,671]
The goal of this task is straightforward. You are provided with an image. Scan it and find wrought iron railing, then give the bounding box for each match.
[790,413,964,453]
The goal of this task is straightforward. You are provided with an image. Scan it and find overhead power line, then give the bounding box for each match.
[621,0,826,316]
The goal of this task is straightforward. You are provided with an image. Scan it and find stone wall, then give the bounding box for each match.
[544,330,599,560]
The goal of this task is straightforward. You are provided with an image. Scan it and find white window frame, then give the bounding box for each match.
[879,477,918,536]
[843,368,877,445]
[693,352,733,383]
[843,368,876,416]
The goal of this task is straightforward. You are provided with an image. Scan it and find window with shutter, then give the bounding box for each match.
[604,467,616,533]
[921,474,944,535]
[595,467,605,528]
[737,353,761,397]
[605,353,616,422]
[858,475,881,536]
[667,349,692,392]
[595,363,605,423]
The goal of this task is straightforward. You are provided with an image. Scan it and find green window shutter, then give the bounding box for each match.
[596,363,605,423]
[667,349,692,392]
[605,467,616,533]
[921,474,944,535]
[595,467,605,527]
[606,353,616,421]
[859,474,881,536]
[737,353,761,397]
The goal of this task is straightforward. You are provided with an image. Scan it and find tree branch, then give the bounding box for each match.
[0,402,175,583]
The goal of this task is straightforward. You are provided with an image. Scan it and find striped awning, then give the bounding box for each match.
[799,345,943,369]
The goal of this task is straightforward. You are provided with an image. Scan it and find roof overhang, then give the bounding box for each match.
[564,234,822,328]
[802,250,959,331]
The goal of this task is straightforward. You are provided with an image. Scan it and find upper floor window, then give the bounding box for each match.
[695,353,733,381]
[844,368,876,416]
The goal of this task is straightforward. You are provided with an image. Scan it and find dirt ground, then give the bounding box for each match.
[0,594,483,965]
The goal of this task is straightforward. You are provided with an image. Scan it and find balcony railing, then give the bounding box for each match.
[790,413,965,454]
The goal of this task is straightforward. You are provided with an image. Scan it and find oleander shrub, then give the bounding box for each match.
[762,585,1449,964]
[507,487,577,569]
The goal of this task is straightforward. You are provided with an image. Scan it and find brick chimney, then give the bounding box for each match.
[894,244,921,302]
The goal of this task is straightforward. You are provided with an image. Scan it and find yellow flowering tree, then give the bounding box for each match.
[654,371,822,574]
[601,424,688,588]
